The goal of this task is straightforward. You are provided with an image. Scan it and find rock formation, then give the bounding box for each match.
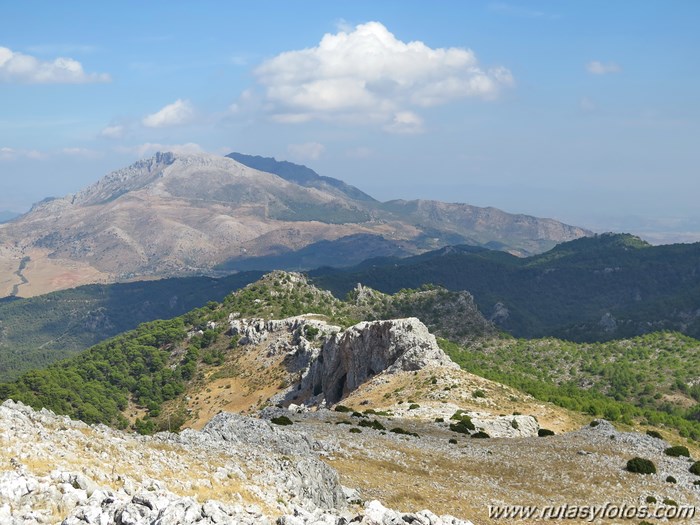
[0,400,474,525]
[302,318,458,404]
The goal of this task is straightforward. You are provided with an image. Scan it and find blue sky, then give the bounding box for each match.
[1,1,699,240]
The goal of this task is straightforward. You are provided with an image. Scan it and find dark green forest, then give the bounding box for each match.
[312,233,700,341]
[0,271,263,381]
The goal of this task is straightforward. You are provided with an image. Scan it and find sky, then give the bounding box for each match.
[1,1,699,241]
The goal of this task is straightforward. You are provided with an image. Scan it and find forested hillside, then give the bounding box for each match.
[312,233,700,340]
[0,272,263,380]
[1,271,699,443]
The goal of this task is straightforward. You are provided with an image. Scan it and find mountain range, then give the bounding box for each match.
[2,232,700,382]
[313,233,700,340]
[0,151,589,298]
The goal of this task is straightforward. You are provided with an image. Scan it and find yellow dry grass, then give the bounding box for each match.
[183,340,294,430]
[16,248,112,297]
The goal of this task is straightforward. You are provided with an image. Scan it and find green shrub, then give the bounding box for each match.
[646,430,662,439]
[351,411,367,418]
[449,411,475,434]
[472,389,486,398]
[334,404,352,413]
[448,438,457,444]
[358,419,385,431]
[450,410,468,420]
[434,417,444,423]
[408,403,420,410]
[471,431,490,439]
[664,445,690,458]
[511,419,519,430]
[303,325,320,340]
[589,420,600,427]
[626,457,656,474]
[666,475,677,483]
[662,498,678,507]
[645,496,657,504]
[690,461,700,475]
[538,428,555,437]
[271,415,293,426]
[335,420,352,425]
[390,427,419,437]
[349,427,361,434]
[449,417,475,434]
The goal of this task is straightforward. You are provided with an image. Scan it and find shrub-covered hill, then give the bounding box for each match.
[0,272,492,431]
[442,331,700,440]
[311,233,700,341]
[0,271,264,381]
[2,270,698,442]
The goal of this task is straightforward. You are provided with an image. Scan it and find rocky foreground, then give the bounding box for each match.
[2,309,700,524]
[0,400,471,525]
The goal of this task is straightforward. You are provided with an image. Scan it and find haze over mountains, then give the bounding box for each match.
[0,151,589,298]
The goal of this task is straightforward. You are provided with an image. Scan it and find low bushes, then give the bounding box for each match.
[626,457,656,474]
[664,445,690,458]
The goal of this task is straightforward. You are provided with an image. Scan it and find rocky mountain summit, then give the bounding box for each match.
[0,152,589,297]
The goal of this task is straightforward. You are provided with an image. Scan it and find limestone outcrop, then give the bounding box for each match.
[293,317,458,405]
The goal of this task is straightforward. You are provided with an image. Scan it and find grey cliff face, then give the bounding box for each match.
[302,317,459,404]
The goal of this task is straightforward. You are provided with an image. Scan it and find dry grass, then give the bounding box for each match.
[340,366,587,434]
[182,334,299,429]
[326,427,699,525]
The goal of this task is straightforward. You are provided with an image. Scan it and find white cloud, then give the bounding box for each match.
[142,99,195,128]
[384,111,424,134]
[586,61,621,75]
[253,22,513,129]
[99,124,125,139]
[0,46,110,84]
[0,147,44,160]
[287,142,325,161]
[119,142,204,157]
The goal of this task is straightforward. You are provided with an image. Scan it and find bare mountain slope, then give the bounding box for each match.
[0,152,590,297]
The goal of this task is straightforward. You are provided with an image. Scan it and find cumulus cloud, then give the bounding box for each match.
[253,22,513,130]
[99,124,125,139]
[287,142,325,161]
[0,46,110,84]
[586,61,621,75]
[142,99,195,128]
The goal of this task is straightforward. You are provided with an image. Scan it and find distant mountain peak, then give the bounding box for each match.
[227,152,377,202]
[0,151,591,297]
